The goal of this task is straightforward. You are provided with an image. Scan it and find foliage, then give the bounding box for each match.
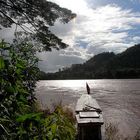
[0,0,76,51]
[43,44,140,79]
[0,1,77,138]
[0,40,39,139]
[0,0,77,139]
[0,40,76,139]
[45,105,76,140]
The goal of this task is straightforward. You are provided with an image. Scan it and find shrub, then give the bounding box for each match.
[0,40,76,139]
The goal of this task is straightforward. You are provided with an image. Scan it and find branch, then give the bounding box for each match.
[0,10,28,33]
[0,10,16,24]
[21,12,39,33]
[0,0,11,7]
[1,0,39,33]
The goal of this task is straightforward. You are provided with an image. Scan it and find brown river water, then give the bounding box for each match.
[35,79,140,137]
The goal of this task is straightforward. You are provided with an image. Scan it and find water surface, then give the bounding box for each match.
[35,79,140,137]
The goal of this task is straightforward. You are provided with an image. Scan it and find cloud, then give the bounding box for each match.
[41,1,140,72]
[1,0,140,72]
[132,36,140,43]
[50,0,90,14]
[0,26,15,42]
[37,50,85,72]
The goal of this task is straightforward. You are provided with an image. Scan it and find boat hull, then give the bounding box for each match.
[75,94,104,140]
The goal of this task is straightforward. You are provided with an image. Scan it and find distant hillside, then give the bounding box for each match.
[39,44,140,79]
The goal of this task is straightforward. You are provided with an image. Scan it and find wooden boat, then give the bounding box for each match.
[75,83,104,140]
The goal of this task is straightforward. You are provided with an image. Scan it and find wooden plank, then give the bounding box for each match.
[79,111,99,118]
[76,114,104,125]
[76,94,101,113]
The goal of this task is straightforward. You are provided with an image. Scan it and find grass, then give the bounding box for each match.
[105,123,140,140]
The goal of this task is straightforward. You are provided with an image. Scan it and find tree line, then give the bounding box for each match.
[42,44,140,80]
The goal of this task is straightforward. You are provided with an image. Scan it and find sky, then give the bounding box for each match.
[1,0,140,73]
[37,0,140,73]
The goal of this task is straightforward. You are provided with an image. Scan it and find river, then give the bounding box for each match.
[35,79,140,137]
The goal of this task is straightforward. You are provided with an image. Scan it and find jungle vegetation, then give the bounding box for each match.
[43,44,140,80]
[0,0,76,139]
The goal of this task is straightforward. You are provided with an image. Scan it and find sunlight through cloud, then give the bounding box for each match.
[40,0,140,72]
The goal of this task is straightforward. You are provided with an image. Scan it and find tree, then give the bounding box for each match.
[0,40,76,140]
[0,40,40,139]
[0,0,76,51]
[0,1,76,139]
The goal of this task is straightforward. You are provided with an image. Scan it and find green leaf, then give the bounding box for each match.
[6,86,15,93]
[0,40,6,49]
[16,113,42,122]
[0,56,5,69]
[51,123,57,135]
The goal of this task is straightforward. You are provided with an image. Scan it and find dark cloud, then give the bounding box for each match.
[37,50,85,72]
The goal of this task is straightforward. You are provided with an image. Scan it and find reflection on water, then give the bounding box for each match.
[35,79,140,137]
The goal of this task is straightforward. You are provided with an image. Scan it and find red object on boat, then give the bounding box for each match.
[86,83,90,94]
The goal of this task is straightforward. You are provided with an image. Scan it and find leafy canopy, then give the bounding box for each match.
[0,0,76,51]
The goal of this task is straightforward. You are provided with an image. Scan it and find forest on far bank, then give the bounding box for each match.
[40,44,140,80]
